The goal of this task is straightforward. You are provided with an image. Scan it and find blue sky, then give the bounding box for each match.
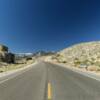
[0,0,100,53]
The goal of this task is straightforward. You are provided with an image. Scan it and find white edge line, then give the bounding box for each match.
[70,68,100,82]
[52,63,100,82]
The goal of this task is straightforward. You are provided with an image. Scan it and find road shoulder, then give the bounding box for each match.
[49,62,100,82]
[0,62,38,82]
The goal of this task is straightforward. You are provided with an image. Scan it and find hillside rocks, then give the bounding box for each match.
[0,45,8,52]
[0,45,15,64]
[57,41,100,71]
[87,65,98,71]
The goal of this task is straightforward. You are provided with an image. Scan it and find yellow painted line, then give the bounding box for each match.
[48,82,52,100]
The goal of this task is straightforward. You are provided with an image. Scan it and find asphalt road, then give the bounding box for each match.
[0,62,100,100]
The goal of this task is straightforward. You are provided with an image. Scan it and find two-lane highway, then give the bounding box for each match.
[0,62,100,100]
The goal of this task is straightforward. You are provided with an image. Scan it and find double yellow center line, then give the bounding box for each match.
[48,82,52,100]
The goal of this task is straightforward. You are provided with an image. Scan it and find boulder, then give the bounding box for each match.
[0,45,8,52]
[87,65,98,71]
[0,45,15,63]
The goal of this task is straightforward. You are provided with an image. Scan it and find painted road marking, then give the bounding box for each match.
[48,82,52,100]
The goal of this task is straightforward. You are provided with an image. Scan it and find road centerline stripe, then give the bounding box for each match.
[48,82,52,100]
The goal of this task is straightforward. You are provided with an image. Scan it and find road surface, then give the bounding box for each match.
[0,62,100,100]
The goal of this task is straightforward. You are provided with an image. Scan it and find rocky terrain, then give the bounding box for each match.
[0,44,35,73]
[1,41,100,73]
[54,41,100,71]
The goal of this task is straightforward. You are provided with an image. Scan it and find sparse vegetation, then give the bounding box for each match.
[0,44,35,73]
[56,41,100,72]
[0,59,35,73]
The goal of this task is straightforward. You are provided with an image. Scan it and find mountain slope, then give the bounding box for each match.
[58,41,100,70]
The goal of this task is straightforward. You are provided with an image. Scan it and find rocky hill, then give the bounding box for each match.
[56,41,100,71]
[0,45,15,64]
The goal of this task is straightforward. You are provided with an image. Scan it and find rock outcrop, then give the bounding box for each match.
[0,45,15,63]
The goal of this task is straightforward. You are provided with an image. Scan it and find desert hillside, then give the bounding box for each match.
[56,41,100,71]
